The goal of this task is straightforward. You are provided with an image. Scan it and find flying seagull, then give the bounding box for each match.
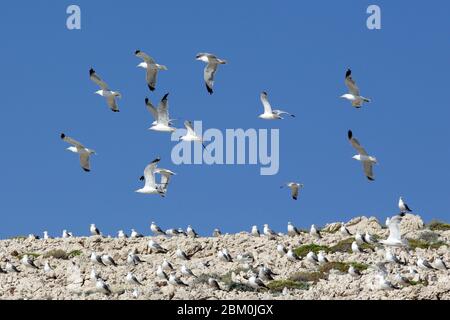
[136,158,169,196]
[341,69,371,108]
[135,50,167,91]
[196,53,227,94]
[398,197,412,213]
[60,133,95,172]
[259,91,295,120]
[180,120,207,149]
[145,94,176,132]
[89,68,121,112]
[281,182,303,200]
[379,213,408,247]
[348,130,377,181]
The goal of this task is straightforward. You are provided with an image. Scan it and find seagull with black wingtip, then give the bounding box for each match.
[341,68,371,108]
[259,91,295,120]
[60,133,96,172]
[89,68,121,112]
[348,130,377,181]
[196,52,227,94]
[135,50,167,92]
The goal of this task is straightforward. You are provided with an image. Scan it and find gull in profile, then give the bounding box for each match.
[62,230,73,238]
[148,240,168,254]
[21,255,39,269]
[376,273,399,290]
[90,252,106,266]
[348,130,377,181]
[351,241,362,254]
[318,251,329,265]
[117,230,128,239]
[287,222,301,237]
[166,228,182,237]
[145,94,176,132]
[187,225,199,238]
[364,231,378,245]
[162,259,174,272]
[181,265,197,278]
[101,254,118,267]
[432,257,448,271]
[218,249,233,263]
[379,213,408,247]
[43,231,53,240]
[43,261,53,273]
[251,225,260,237]
[90,224,101,236]
[259,91,295,120]
[355,231,368,245]
[277,244,288,256]
[151,222,166,236]
[168,273,188,287]
[135,50,167,92]
[5,260,20,273]
[348,265,361,278]
[208,278,221,290]
[60,134,96,172]
[179,120,206,149]
[263,224,278,238]
[310,224,322,239]
[96,278,112,295]
[395,273,412,287]
[286,249,301,262]
[90,268,100,282]
[258,265,278,282]
[340,69,371,108]
[130,229,144,238]
[248,274,268,291]
[127,252,145,266]
[417,257,437,271]
[177,228,188,237]
[306,252,319,265]
[385,248,405,265]
[89,68,121,112]
[156,265,169,281]
[195,52,227,94]
[176,249,190,261]
[136,158,169,196]
[340,223,352,236]
[398,196,412,213]
[126,272,143,286]
[213,229,222,237]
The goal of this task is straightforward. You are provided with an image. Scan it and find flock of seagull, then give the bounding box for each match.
[1,195,448,297]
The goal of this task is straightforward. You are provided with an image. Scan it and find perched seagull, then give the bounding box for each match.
[263,224,278,238]
[90,224,101,236]
[186,225,199,238]
[218,249,233,263]
[136,158,166,196]
[166,228,181,237]
[60,134,96,172]
[89,68,121,112]
[212,229,222,237]
[177,228,188,237]
[132,289,140,299]
[395,273,412,286]
[317,251,329,265]
[28,234,39,240]
[398,197,412,213]
[62,230,73,238]
[180,120,206,149]
[135,50,167,92]
[181,265,197,278]
[21,255,39,269]
[195,52,227,94]
[306,252,319,265]
[96,278,112,295]
[43,261,53,273]
[208,278,221,290]
[127,252,144,266]
[417,257,438,271]
[148,240,168,254]
[348,130,377,181]
[355,231,368,245]
[126,272,143,286]
[351,241,362,254]
[145,94,176,132]
[376,273,399,290]
[90,268,100,282]
[432,257,448,271]
[310,224,322,239]
[258,265,278,282]
[287,222,301,237]
[130,229,144,238]
[348,265,361,278]
[43,231,53,240]
[364,231,378,245]
[168,273,188,287]
[162,259,174,272]
[251,225,260,237]
[385,248,405,265]
[150,222,166,236]
[90,252,106,266]
[340,223,352,236]
[248,274,268,290]
[379,213,408,247]
[277,244,288,256]
[101,254,118,267]
[5,261,20,273]
[117,230,128,239]
[286,249,301,262]
[259,91,295,120]
[176,249,190,261]
[340,69,371,108]
[156,265,169,281]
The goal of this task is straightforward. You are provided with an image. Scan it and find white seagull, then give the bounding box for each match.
[376,273,399,290]
[60,133,96,172]
[5,260,20,273]
[148,240,168,254]
[168,273,188,287]
[62,230,73,238]
[379,213,408,247]
[208,278,221,290]
[433,257,448,271]
[186,225,199,238]
[43,231,53,240]
[286,249,301,262]
[126,272,143,286]
[251,225,260,237]
[306,251,319,265]
[310,224,322,239]
[181,265,197,278]
[162,259,174,271]
[340,223,352,236]
[281,182,303,201]
[351,241,362,254]
[287,222,301,237]
[151,222,166,236]
[277,244,288,256]
[90,252,105,266]
[21,255,39,269]
[145,94,176,132]
[348,130,377,181]
[135,50,167,92]
[213,228,222,237]
[96,278,112,295]
[398,196,412,213]
[117,230,128,239]
[385,248,405,265]
[248,274,268,290]
[179,120,206,149]
[259,91,295,120]
[127,252,144,266]
[130,229,144,238]
[355,231,368,245]
[318,251,329,265]
[196,52,227,94]
[417,257,437,271]
[101,254,118,267]
[348,265,361,278]
[90,224,101,236]
[263,224,278,238]
[136,157,168,196]
[89,68,121,112]
[176,249,190,261]
[156,265,169,280]
[341,69,371,108]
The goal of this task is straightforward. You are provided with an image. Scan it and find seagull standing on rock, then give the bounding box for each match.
[398,197,412,213]
[287,249,301,262]
[364,231,378,245]
[117,230,128,239]
[156,265,169,281]
[287,222,301,237]
[310,224,322,239]
[90,252,106,266]
[43,231,53,240]
[90,224,101,236]
[127,252,144,266]
[433,257,448,270]
[162,259,174,271]
[181,265,197,278]
[376,273,399,290]
[151,222,166,236]
[148,240,168,254]
[130,229,144,238]
[417,257,438,271]
[306,252,319,265]
[213,229,222,237]
[263,224,278,238]
[248,274,268,291]
[208,278,221,290]
[126,272,143,286]
[187,225,199,238]
[101,254,118,267]
[351,241,362,254]
[96,278,112,295]
[355,231,368,245]
[385,248,405,265]
[277,244,288,256]
[21,255,39,269]
[176,249,190,261]
[169,273,189,287]
[318,251,329,265]
[348,265,361,278]
[5,260,20,273]
[62,230,73,238]
[251,226,260,237]
[340,223,352,236]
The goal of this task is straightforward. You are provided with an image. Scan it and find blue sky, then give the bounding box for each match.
[1,1,449,238]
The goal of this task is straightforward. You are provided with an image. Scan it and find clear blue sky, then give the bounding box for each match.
[1,1,449,238]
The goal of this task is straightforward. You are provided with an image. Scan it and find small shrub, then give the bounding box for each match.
[294,244,330,258]
[428,220,450,231]
[44,249,68,260]
[290,271,325,283]
[68,250,83,258]
[267,280,309,292]
[18,252,41,260]
[318,261,369,274]
[408,238,445,250]
[330,238,374,253]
